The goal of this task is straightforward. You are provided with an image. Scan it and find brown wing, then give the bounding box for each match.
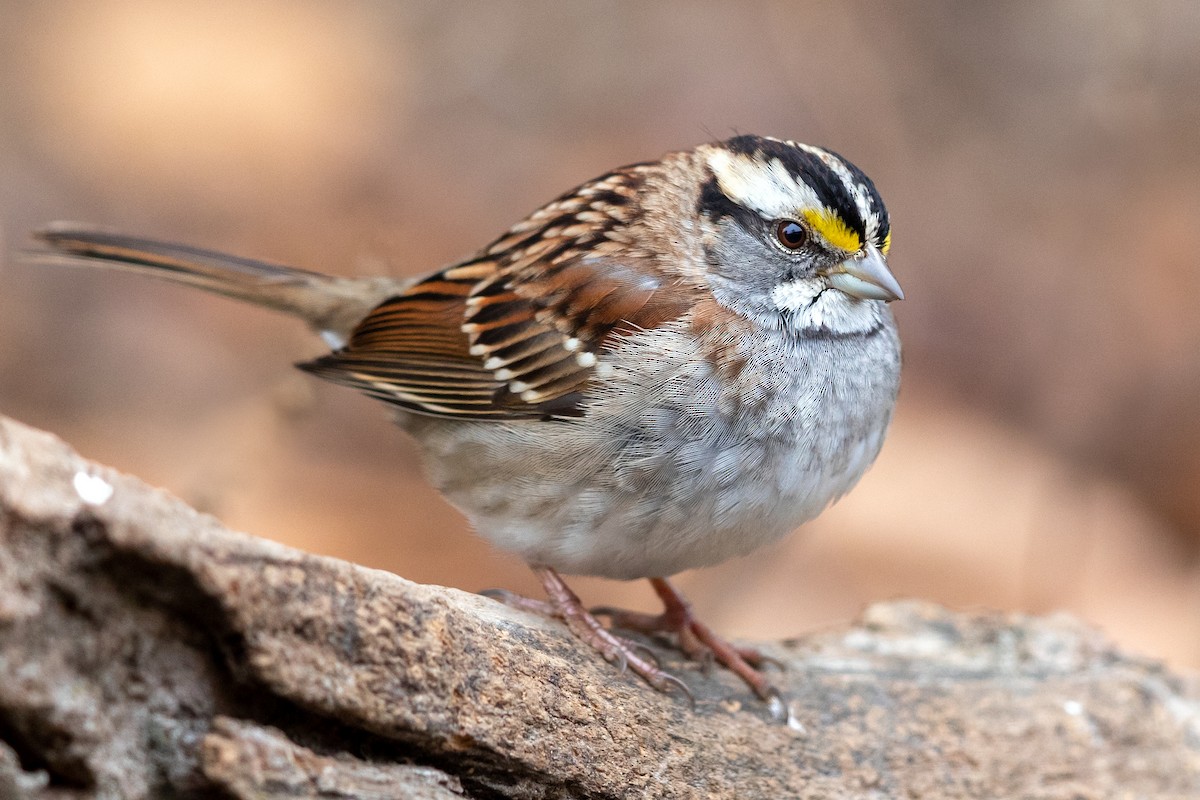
[300,166,698,420]
[300,262,518,417]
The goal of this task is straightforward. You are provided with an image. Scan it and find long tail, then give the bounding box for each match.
[29,223,401,344]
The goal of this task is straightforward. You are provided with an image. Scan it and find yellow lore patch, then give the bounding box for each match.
[802,207,861,253]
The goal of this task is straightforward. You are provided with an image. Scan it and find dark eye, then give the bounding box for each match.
[774,220,807,250]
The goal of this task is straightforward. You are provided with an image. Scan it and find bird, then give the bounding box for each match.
[30,134,903,714]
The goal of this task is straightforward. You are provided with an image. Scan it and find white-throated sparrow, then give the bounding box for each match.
[32,135,902,714]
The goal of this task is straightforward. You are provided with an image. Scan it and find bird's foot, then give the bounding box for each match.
[592,577,783,707]
[488,567,693,702]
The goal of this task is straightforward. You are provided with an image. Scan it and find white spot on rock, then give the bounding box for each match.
[73,471,113,506]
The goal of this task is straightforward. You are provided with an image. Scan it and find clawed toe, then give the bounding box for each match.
[589,606,663,632]
[627,640,664,670]
[736,646,785,671]
[513,568,783,717]
[638,577,784,704]
[533,567,694,703]
[764,687,792,724]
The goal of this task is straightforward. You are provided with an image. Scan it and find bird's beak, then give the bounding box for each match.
[824,244,904,302]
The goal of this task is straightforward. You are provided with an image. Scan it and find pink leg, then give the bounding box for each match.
[594,577,782,703]
[493,566,692,699]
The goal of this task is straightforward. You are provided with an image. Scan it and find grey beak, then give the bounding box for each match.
[825,244,904,302]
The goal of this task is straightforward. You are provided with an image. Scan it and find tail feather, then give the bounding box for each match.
[30,223,401,343]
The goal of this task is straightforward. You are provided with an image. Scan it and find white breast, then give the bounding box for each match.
[406,314,901,580]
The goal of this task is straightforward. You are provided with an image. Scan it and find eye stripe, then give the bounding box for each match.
[801,208,861,253]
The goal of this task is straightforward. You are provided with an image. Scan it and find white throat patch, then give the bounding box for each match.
[771,278,882,335]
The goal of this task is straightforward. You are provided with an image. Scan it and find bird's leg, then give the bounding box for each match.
[493,566,691,698]
[593,577,781,702]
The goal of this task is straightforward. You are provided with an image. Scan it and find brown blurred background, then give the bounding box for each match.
[2,2,1199,667]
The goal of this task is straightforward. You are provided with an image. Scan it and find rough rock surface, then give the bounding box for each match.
[1,414,1198,799]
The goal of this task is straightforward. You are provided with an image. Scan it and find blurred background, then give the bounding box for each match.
[2,1,1199,667]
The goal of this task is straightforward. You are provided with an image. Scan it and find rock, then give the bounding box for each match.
[1,414,1198,798]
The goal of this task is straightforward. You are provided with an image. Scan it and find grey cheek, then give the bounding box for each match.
[709,224,776,284]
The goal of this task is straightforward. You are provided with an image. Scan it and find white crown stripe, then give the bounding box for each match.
[707,144,882,242]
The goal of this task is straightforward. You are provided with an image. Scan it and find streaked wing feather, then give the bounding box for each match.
[299,165,698,420]
[298,261,537,419]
